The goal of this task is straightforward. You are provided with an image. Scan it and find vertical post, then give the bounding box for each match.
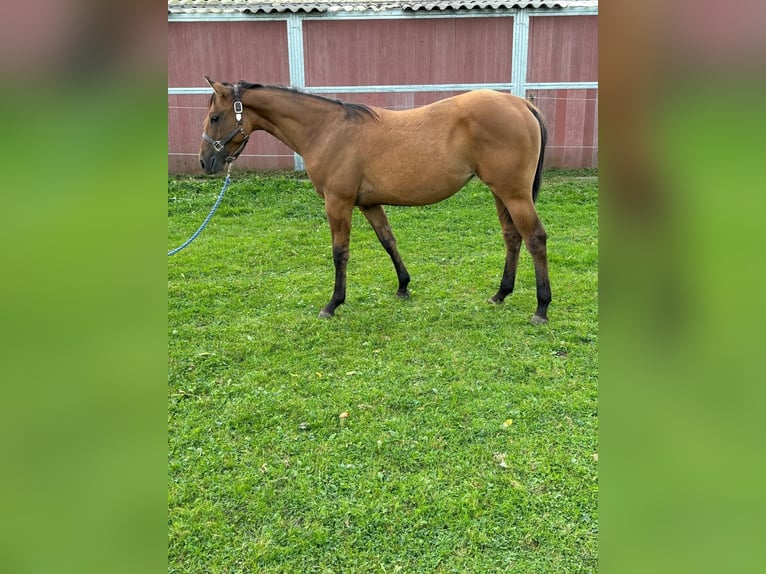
[286,14,306,171]
[511,8,530,99]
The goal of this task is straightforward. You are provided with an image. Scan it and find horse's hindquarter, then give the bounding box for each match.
[351,91,540,206]
[459,91,541,188]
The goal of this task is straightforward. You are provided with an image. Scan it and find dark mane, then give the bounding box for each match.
[228,81,379,122]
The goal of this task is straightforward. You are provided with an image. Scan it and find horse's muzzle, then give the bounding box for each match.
[199,153,223,175]
[200,125,250,174]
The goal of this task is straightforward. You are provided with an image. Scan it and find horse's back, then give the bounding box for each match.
[371,90,540,166]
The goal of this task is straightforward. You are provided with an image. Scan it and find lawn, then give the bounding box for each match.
[168,169,598,573]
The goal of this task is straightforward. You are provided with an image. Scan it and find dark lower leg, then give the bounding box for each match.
[527,223,551,323]
[491,239,522,303]
[359,205,410,297]
[384,241,411,298]
[319,245,349,318]
[490,198,522,303]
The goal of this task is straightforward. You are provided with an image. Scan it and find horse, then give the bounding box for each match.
[199,77,551,323]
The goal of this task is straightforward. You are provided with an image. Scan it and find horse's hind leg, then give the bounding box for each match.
[493,194,551,324]
[358,205,411,298]
[489,193,523,305]
[511,198,551,324]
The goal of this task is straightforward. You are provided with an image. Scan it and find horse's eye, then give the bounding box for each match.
[211,114,220,123]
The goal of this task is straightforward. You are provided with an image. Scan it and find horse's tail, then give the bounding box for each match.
[525,102,548,203]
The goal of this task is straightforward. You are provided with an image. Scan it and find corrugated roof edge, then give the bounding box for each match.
[168,3,397,14]
[167,1,598,16]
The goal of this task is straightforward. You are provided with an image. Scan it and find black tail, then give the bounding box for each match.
[526,103,548,203]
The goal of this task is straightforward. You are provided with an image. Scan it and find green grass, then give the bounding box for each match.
[168,169,598,573]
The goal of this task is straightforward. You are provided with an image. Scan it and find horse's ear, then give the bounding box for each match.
[204,76,226,97]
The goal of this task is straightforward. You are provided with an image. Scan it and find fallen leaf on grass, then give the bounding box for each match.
[339,411,349,420]
[502,419,514,428]
[493,452,510,469]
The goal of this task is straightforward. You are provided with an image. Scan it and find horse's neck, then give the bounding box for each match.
[246,89,333,155]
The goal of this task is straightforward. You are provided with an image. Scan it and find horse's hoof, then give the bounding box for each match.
[397,289,410,299]
[488,296,503,305]
[318,309,334,319]
[530,314,548,325]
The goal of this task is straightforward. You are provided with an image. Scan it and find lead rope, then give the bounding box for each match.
[168,162,232,256]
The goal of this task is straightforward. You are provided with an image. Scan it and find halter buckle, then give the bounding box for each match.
[233,101,243,121]
[213,141,224,152]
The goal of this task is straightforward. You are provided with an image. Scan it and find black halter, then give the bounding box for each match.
[201,83,250,163]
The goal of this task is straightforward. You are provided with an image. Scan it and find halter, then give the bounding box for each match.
[201,83,250,163]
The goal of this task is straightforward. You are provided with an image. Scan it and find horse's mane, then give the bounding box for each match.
[227,81,380,122]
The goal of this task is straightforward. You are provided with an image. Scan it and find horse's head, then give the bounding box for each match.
[199,77,250,174]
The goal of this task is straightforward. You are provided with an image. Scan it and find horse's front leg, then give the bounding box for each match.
[318,199,353,319]
[358,205,410,298]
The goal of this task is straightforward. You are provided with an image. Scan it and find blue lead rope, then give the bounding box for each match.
[168,167,232,257]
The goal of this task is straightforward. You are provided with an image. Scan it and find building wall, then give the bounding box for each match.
[528,87,598,168]
[527,15,598,83]
[303,18,515,86]
[168,10,598,173]
[527,14,598,167]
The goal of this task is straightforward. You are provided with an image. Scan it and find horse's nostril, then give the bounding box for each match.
[200,158,205,170]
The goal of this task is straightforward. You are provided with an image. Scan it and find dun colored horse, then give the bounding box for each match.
[199,77,551,323]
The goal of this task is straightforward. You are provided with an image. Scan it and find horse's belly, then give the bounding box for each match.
[360,166,473,206]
